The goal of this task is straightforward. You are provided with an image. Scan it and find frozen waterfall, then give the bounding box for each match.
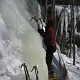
[0,0,48,80]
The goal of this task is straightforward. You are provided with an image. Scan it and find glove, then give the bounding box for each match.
[38,29,44,35]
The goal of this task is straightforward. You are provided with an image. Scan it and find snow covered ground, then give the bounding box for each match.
[0,0,80,80]
[52,44,80,80]
[61,48,80,80]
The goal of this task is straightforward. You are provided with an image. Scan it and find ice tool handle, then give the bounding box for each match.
[21,63,31,80]
[30,16,44,30]
[31,65,39,80]
[30,16,40,29]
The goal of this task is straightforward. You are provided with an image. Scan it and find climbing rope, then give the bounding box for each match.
[26,0,45,29]
[55,8,64,40]
[29,0,44,17]
[55,7,67,36]
[26,0,35,16]
[26,0,44,17]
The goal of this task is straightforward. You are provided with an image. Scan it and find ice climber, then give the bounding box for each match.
[38,20,56,70]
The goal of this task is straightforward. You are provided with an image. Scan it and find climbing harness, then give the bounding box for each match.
[31,65,39,80]
[21,63,31,80]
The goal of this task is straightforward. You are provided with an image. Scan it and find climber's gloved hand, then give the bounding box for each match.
[38,29,44,35]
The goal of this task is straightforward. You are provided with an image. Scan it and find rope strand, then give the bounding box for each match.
[26,0,44,17]
[26,0,35,16]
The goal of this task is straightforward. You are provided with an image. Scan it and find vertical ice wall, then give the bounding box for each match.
[0,0,48,80]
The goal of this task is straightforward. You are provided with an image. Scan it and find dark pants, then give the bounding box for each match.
[46,46,56,70]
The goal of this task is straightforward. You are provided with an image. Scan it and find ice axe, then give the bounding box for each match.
[30,16,40,29]
[21,63,31,80]
[31,65,39,80]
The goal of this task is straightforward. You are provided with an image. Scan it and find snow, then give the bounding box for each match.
[59,49,80,80]
[62,54,80,80]
[0,0,47,80]
[52,44,80,80]
[55,5,80,80]
[0,0,80,80]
